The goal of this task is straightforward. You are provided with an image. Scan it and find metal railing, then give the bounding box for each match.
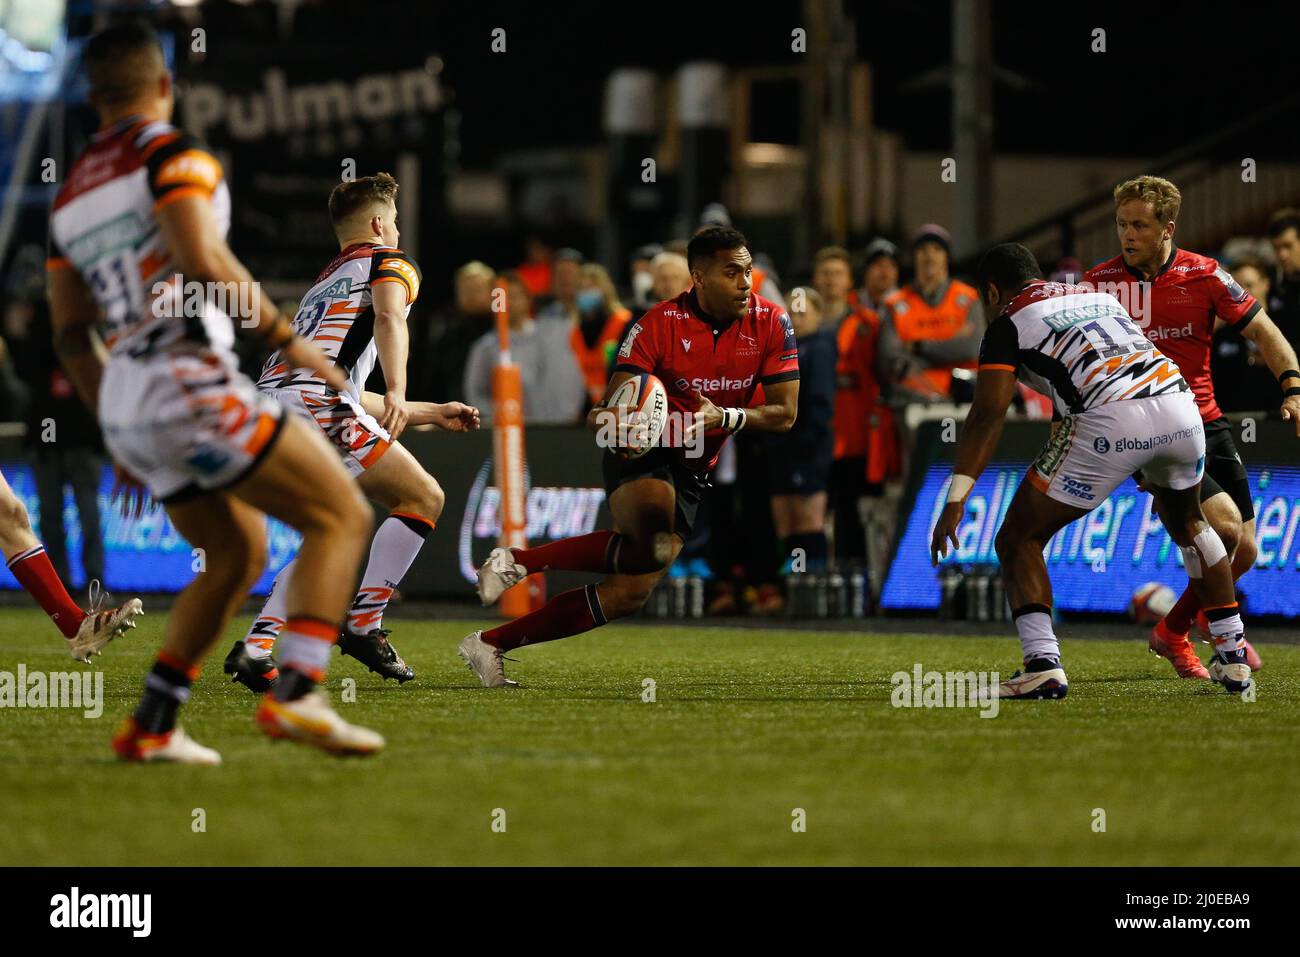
[961,92,1300,272]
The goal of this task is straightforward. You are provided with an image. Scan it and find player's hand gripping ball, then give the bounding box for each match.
[606,373,669,459]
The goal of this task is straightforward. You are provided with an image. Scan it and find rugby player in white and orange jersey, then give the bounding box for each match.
[47,21,382,763]
[1084,176,1300,679]
[221,173,480,692]
[932,244,1254,699]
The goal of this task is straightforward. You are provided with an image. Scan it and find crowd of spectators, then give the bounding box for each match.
[2,204,1298,612]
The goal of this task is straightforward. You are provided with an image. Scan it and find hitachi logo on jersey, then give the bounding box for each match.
[690,373,754,392]
[1146,322,1194,341]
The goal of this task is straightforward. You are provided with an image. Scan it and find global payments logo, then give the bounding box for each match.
[1094,437,1110,453]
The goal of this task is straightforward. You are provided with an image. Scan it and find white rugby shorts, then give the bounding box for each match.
[99,346,285,503]
[262,386,391,478]
[1029,391,1205,508]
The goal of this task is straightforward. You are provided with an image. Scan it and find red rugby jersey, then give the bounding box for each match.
[1083,245,1260,422]
[614,289,800,472]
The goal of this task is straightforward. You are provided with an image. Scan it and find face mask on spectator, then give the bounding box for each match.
[576,289,605,315]
[632,271,654,304]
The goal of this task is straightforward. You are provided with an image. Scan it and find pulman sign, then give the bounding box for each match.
[175,27,447,289]
[184,66,444,143]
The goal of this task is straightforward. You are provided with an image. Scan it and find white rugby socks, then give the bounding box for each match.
[1012,603,1059,665]
[346,513,434,635]
[243,560,292,660]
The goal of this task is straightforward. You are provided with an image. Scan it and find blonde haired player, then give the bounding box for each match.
[223,173,480,690]
[1084,175,1298,678]
[47,21,382,763]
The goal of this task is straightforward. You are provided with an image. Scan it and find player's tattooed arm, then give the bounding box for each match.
[46,263,108,412]
[1238,310,1300,434]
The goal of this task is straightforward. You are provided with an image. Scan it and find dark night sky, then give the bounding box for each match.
[172,0,1300,166]
[372,0,1298,161]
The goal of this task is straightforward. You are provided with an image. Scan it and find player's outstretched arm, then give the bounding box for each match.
[1238,311,1300,433]
[361,391,481,433]
[47,264,109,413]
[930,368,1017,565]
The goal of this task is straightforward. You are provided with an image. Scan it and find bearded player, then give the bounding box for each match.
[1084,176,1298,679]
[1,472,142,660]
[221,173,480,692]
[48,21,382,763]
[458,225,799,686]
[932,244,1253,699]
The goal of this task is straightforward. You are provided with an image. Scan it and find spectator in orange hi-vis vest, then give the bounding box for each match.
[569,263,633,408]
[516,235,554,298]
[851,238,903,488]
[814,245,887,563]
[877,224,984,401]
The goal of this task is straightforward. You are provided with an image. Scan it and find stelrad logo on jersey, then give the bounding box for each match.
[613,289,800,471]
[1146,322,1194,341]
[688,373,755,392]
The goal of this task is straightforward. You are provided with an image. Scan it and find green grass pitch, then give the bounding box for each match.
[0,607,1296,866]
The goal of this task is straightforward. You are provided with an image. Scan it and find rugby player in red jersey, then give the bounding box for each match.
[1084,176,1299,679]
[458,226,799,686]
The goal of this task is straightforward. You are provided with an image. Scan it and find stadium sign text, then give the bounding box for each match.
[185,66,443,142]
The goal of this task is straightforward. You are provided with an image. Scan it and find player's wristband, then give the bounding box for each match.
[719,407,747,434]
[261,317,295,349]
[946,474,975,504]
[1286,387,1300,398]
[1280,369,1300,384]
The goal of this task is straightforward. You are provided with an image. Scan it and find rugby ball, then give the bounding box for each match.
[606,372,669,459]
[1130,581,1176,625]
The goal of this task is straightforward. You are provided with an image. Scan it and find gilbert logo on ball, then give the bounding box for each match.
[600,373,669,459]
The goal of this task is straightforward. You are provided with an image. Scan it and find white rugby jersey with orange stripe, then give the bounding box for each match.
[257,242,422,403]
[980,281,1205,508]
[45,115,285,503]
[978,279,1190,415]
[48,115,234,356]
